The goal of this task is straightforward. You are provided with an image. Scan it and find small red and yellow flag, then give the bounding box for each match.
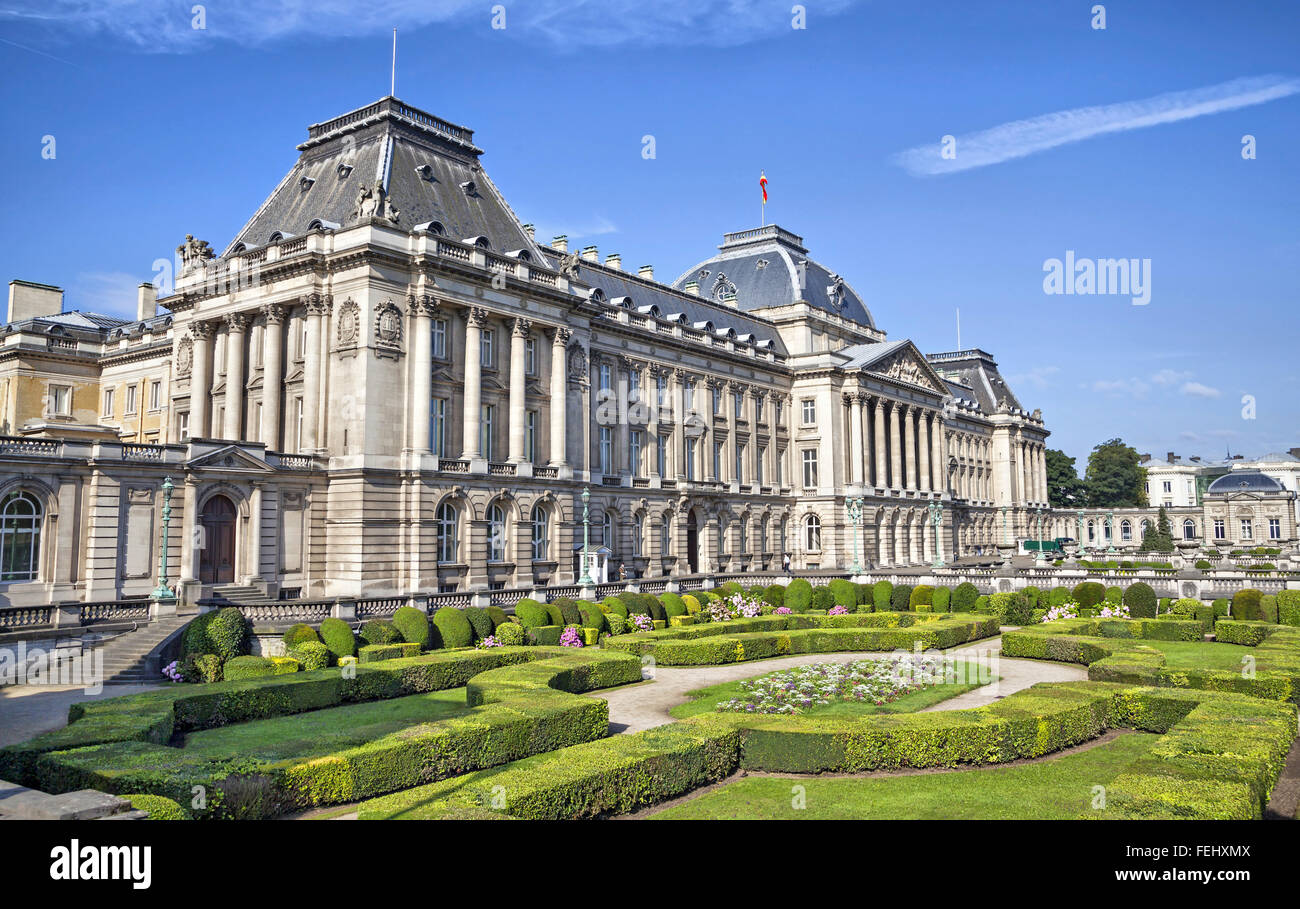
[759,171,768,204]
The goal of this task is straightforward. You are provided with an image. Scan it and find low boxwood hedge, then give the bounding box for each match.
[358,642,423,663]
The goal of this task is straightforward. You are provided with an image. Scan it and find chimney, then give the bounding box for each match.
[1166,451,1175,464]
[522,223,535,242]
[580,245,599,263]
[684,280,699,296]
[1139,453,1151,463]
[7,280,63,324]
[638,265,654,280]
[552,235,568,253]
[137,283,157,322]
[1191,456,1202,463]
[1289,447,1300,459]
[604,253,622,271]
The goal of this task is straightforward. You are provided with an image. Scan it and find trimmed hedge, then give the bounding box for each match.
[1233,588,1264,621]
[762,584,785,607]
[289,642,330,672]
[515,599,551,630]
[125,793,187,820]
[359,643,423,663]
[463,607,495,642]
[222,656,278,681]
[909,585,934,609]
[431,607,473,649]
[889,584,913,612]
[811,587,834,611]
[951,582,978,611]
[359,619,402,646]
[392,606,432,649]
[319,618,356,662]
[932,587,950,613]
[282,623,320,649]
[660,592,687,619]
[1072,582,1106,609]
[784,579,813,612]
[828,579,857,608]
[1123,582,1157,619]
[496,622,525,646]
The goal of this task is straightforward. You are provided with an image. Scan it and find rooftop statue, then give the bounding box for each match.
[176,234,214,272]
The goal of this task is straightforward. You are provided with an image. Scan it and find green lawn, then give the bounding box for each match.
[179,688,472,763]
[650,732,1159,819]
[668,658,992,720]
[1137,640,1256,672]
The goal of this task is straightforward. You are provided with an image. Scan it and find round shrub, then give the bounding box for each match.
[932,587,951,613]
[1022,586,1041,608]
[784,578,813,612]
[496,621,525,646]
[1194,559,1213,570]
[601,596,630,619]
[1104,586,1123,604]
[811,587,834,610]
[222,655,277,681]
[716,581,743,597]
[182,652,223,683]
[1171,597,1201,616]
[1212,598,1231,618]
[181,611,216,657]
[605,614,627,636]
[431,606,474,649]
[1072,582,1106,608]
[1232,588,1264,621]
[289,641,330,671]
[763,584,785,607]
[182,607,249,661]
[951,582,978,611]
[282,623,320,649]
[462,606,494,642]
[642,594,667,622]
[545,600,569,626]
[909,585,934,608]
[890,584,914,611]
[319,617,356,661]
[992,592,1032,625]
[392,606,432,648]
[514,599,551,629]
[1048,586,1071,607]
[660,592,687,618]
[553,598,583,626]
[1123,582,1157,619]
[125,794,186,820]
[486,606,509,628]
[683,594,702,614]
[828,579,857,607]
[359,619,402,646]
[974,595,990,613]
[578,601,607,632]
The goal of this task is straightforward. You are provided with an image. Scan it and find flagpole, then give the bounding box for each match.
[391,28,397,96]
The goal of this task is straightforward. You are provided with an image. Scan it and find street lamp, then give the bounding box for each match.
[1034,505,1045,563]
[845,494,864,575]
[929,496,945,569]
[151,476,176,601]
[1106,510,1117,554]
[578,486,594,585]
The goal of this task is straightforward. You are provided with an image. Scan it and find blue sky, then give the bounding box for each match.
[1,0,1296,468]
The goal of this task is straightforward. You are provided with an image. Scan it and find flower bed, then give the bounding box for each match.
[714,656,953,715]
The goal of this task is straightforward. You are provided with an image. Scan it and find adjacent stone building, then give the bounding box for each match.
[0,96,1052,607]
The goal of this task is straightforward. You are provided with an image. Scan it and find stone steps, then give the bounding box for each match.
[85,616,190,684]
[0,779,143,820]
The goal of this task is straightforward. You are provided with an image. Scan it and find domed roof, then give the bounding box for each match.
[671,225,876,329]
[1207,471,1285,494]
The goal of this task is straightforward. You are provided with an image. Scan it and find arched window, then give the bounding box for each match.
[1087,520,1095,542]
[0,492,42,582]
[436,502,459,564]
[531,505,549,561]
[488,503,507,562]
[1121,519,1132,542]
[804,514,821,551]
[601,511,613,555]
[1183,519,1196,540]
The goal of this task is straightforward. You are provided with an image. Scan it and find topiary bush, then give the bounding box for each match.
[496,621,526,646]
[1022,586,1041,608]
[319,617,356,662]
[874,580,895,612]
[125,794,187,820]
[909,585,934,609]
[1123,582,1157,619]
[392,606,432,649]
[222,655,278,681]
[828,579,857,608]
[431,606,474,649]
[1232,588,1264,621]
[951,582,978,611]
[601,596,630,619]
[359,619,402,646]
[890,584,914,612]
[486,606,509,628]
[990,592,1032,625]
[514,599,551,629]
[682,594,702,615]
[289,641,330,671]
[605,614,626,636]
[1194,559,1213,570]
[181,607,249,662]
[578,601,607,632]
[932,587,950,613]
[1278,590,1300,627]
[1048,586,1071,607]
[282,623,320,650]
[660,592,687,618]
[462,607,494,642]
[1260,594,1278,624]
[811,587,834,611]
[1104,586,1123,604]
[762,584,785,607]
[1072,582,1106,609]
[182,652,223,683]
[784,578,813,612]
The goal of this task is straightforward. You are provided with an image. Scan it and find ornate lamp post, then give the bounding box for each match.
[845,495,864,575]
[1000,506,1009,545]
[1034,505,1045,563]
[578,486,594,585]
[151,476,176,601]
[1106,510,1117,554]
[929,497,945,569]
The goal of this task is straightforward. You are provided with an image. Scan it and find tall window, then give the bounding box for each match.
[433,318,448,358]
[755,398,764,423]
[801,398,816,424]
[599,427,613,475]
[1120,519,1132,542]
[632,514,644,555]
[712,386,721,415]
[802,449,818,488]
[431,399,447,458]
[774,399,783,425]
[630,430,643,477]
[739,520,749,553]
[1240,518,1253,541]
[48,385,71,417]
[1269,518,1281,540]
[804,514,821,551]
[660,515,672,554]
[102,387,115,417]
[1213,518,1226,540]
[601,512,614,554]
[718,517,728,555]
[525,338,536,375]
[480,404,495,461]
[629,368,642,402]
[480,329,494,368]
[713,441,722,480]
[599,361,611,392]
[178,411,190,441]
[735,442,745,483]
[0,492,41,582]
[149,380,162,411]
[531,505,549,560]
[685,437,697,480]
[487,504,506,561]
[656,374,668,407]
[756,446,765,485]
[760,520,769,553]
[124,385,137,415]
[294,397,304,450]
[436,502,459,563]
[656,434,667,476]
[525,411,537,462]
[1183,519,1196,540]
[684,379,696,413]
[733,392,743,420]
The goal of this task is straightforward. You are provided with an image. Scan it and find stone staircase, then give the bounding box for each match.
[208,583,271,606]
[88,615,191,684]
[0,779,146,819]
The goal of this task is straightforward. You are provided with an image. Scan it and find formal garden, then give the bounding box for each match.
[2,578,1298,821]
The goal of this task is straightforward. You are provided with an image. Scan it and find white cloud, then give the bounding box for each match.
[1086,378,1149,397]
[0,1,862,52]
[893,75,1300,176]
[1151,368,1193,386]
[531,215,620,246]
[69,271,145,318]
[1007,365,1059,389]
[1180,381,1222,399]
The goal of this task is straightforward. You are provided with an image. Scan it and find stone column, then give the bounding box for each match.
[918,410,931,492]
[222,312,248,440]
[847,393,864,487]
[260,304,285,449]
[904,405,918,490]
[549,327,570,466]
[932,424,946,496]
[888,401,902,490]
[300,296,326,452]
[410,296,436,454]
[1038,445,1048,503]
[189,320,213,438]
[872,397,887,488]
[507,317,530,462]
[245,483,263,584]
[461,308,487,460]
[725,381,738,484]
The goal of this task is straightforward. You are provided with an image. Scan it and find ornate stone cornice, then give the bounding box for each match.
[261,303,287,325]
[189,320,214,341]
[467,307,490,328]
[512,317,533,338]
[224,312,249,333]
[551,326,572,345]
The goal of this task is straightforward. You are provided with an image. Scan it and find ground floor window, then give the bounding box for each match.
[1214,518,1225,540]
[804,514,821,551]
[0,492,42,582]
[1269,518,1281,540]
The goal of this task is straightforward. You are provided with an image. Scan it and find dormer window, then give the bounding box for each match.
[337,163,354,178]
[415,164,433,180]
[463,235,490,249]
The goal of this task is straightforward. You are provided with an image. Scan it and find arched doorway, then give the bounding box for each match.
[686,511,699,573]
[199,494,237,584]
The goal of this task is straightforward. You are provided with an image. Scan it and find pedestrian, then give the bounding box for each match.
[782,552,791,573]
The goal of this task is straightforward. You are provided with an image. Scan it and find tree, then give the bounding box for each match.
[1045,448,1088,509]
[1141,506,1175,552]
[1084,438,1147,508]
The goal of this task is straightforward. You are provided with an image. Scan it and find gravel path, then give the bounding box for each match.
[589,635,1087,734]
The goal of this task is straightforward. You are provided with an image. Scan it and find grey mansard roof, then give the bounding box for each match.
[926,349,1027,417]
[1207,472,1286,494]
[223,97,545,259]
[671,226,876,329]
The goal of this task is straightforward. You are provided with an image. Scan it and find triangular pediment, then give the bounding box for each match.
[861,341,949,394]
[186,444,276,472]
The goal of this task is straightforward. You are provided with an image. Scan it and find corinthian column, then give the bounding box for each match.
[189,320,213,438]
[410,296,435,453]
[507,317,531,463]
[299,295,327,452]
[888,401,902,490]
[872,397,887,488]
[918,410,931,492]
[847,393,864,487]
[904,405,918,490]
[260,304,285,449]
[222,312,248,440]
[461,308,487,460]
[549,327,570,466]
